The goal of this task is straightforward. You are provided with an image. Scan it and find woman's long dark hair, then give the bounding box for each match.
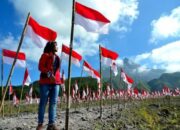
[43,41,57,53]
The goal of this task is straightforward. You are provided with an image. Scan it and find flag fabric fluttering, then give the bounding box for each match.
[23,68,31,86]
[61,44,82,67]
[83,60,100,82]
[26,16,57,48]
[9,81,13,96]
[83,60,94,77]
[100,46,119,76]
[121,69,134,89]
[75,2,110,34]
[2,49,26,68]
[100,46,119,66]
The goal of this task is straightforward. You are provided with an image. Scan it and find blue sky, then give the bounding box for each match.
[0,0,180,86]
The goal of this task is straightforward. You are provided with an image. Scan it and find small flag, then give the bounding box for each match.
[2,49,26,68]
[100,46,119,66]
[121,69,134,89]
[23,68,31,86]
[9,81,13,96]
[27,16,57,48]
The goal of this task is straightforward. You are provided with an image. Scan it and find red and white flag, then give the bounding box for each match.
[13,93,19,106]
[121,69,134,89]
[92,69,100,83]
[27,16,57,48]
[83,60,100,82]
[61,44,82,67]
[29,86,33,97]
[23,68,31,86]
[100,46,119,66]
[75,2,110,34]
[74,80,79,94]
[83,60,94,76]
[2,49,26,68]
[100,46,119,76]
[9,81,13,96]
[61,70,66,93]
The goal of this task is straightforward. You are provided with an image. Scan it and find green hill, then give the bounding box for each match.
[148,72,180,91]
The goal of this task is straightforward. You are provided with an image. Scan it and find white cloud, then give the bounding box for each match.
[137,65,150,73]
[150,6,180,43]
[134,40,180,73]
[116,58,123,66]
[7,0,139,63]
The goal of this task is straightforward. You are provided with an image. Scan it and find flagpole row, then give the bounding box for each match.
[65,0,75,129]
[0,12,30,113]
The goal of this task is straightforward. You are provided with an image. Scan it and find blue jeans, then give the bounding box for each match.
[38,84,59,124]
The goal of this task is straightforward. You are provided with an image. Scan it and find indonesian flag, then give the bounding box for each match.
[23,68,31,86]
[100,46,119,66]
[83,60,94,76]
[74,80,79,94]
[2,49,26,68]
[75,2,110,34]
[9,81,13,96]
[26,16,57,48]
[13,93,19,105]
[121,69,134,89]
[61,44,82,67]
[29,86,33,97]
[92,69,100,83]
[61,70,66,92]
[83,60,100,82]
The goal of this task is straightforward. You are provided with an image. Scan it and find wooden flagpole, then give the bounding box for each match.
[1,51,4,117]
[99,45,103,119]
[0,12,30,113]
[65,0,75,129]
[110,66,113,116]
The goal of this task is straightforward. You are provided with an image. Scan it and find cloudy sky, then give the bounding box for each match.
[0,0,180,85]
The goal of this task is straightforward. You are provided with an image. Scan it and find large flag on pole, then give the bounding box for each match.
[75,2,110,34]
[23,68,31,86]
[2,49,26,68]
[26,16,57,48]
[61,44,82,67]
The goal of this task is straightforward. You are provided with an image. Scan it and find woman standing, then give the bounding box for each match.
[36,41,61,130]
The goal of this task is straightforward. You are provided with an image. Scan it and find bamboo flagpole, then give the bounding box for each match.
[1,51,4,116]
[99,45,103,119]
[110,66,113,116]
[65,0,75,129]
[0,12,30,113]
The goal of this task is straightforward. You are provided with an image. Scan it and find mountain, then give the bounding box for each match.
[102,58,165,90]
[148,72,180,91]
